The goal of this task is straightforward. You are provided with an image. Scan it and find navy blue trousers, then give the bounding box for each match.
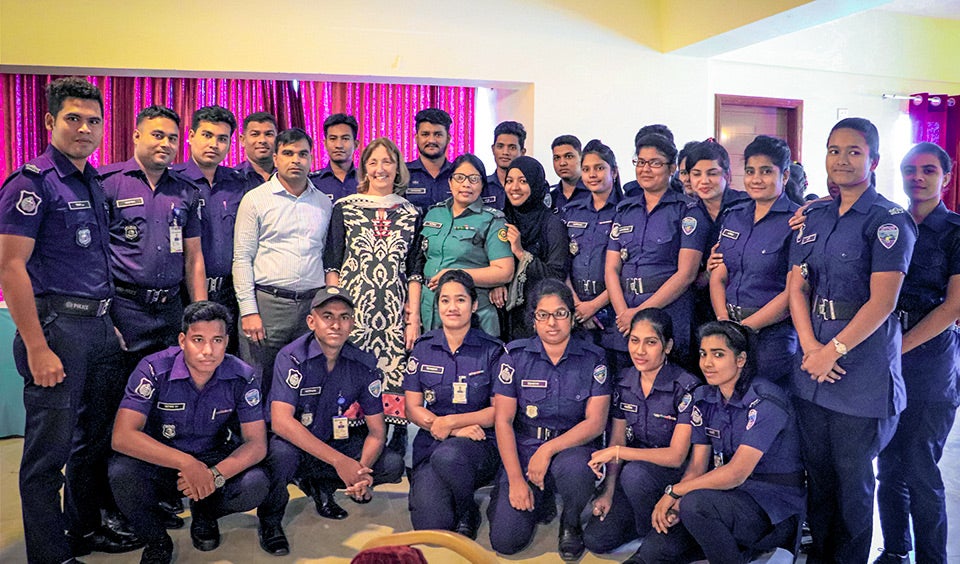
[14,311,124,564]
[109,452,270,542]
[487,445,596,555]
[794,397,898,564]
[408,435,499,531]
[877,401,956,563]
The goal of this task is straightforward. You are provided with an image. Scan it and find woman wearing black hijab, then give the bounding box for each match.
[492,156,571,341]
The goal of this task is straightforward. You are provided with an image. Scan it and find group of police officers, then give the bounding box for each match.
[1,76,957,564]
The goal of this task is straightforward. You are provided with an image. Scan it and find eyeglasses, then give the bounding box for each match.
[633,158,667,169]
[534,309,572,321]
[451,173,482,185]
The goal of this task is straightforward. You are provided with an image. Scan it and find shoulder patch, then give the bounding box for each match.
[746,408,758,430]
[681,216,698,235]
[678,392,692,413]
[368,379,382,398]
[877,223,899,249]
[691,405,703,426]
[498,363,514,385]
[244,388,261,407]
[135,377,155,399]
[286,368,302,389]
[497,227,508,242]
[593,364,607,385]
[406,356,419,374]
[15,191,41,216]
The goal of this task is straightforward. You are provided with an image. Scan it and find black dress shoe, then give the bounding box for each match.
[313,490,349,519]
[258,523,290,556]
[558,523,585,561]
[874,551,910,564]
[453,507,481,540]
[140,533,174,564]
[102,509,138,539]
[159,497,184,515]
[189,510,220,551]
[69,525,145,556]
[161,512,185,529]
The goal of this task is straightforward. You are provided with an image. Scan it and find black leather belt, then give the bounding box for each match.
[515,420,571,442]
[207,275,233,294]
[749,471,806,488]
[624,275,670,295]
[255,284,321,301]
[727,303,761,323]
[812,295,861,321]
[37,295,112,317]
[575,280,605,296]
[114,280,180,305]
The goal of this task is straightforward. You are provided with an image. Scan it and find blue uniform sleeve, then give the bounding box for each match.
[492,352,518,398]
[689,402,709,445]
[738,400,789,454]
[118,358,160,417]
[679,204,711,253]
[182,186,201,239]
[358,366,385,415]
[870,210,917,274]
[674,389,696,426]
[0,171,46,238]
[269,350,301,407]
[231,359,264,424]
[589,361,612,397]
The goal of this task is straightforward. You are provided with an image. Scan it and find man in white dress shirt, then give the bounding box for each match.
[233,128,333,399]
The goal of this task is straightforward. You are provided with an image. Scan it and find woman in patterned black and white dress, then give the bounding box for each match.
[324,137,421,427]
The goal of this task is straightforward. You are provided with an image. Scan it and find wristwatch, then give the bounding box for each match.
[664,484,682,499]
[832,337,848,357]
[209,465,226,489]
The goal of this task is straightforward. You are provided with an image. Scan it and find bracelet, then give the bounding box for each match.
[615,445,620,464]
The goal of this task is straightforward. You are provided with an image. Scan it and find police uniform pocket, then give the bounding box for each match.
[62,208,97,249]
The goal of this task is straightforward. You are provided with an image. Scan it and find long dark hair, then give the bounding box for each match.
[697,321,758,397]
[434,269,481,329]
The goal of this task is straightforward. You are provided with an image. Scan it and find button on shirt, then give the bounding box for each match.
[406,158,453,211]
[898,201,960,405]
[118,346,263,455]
[612,362,700,449]
[308,164,358,204]
[482,173,506,210]
[717,192,799,309]
[99,159,200,289]
[232,176,333,316]
[690,379,805,524]
[789,186,918,418]
[493,336,611,450]
[403,328,506,439]
[0,145,113,299]
[270,334,383,442]
[173,160,258,278]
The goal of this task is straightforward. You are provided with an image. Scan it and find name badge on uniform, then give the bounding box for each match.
[332,415,349,439]
[68,200,92,210]
[423,221,443,229]
[407,187,427,195]
[116,197,145,208]
[525,404,539,418]
[705,427,721,438]
[482,195,497,204]
[566,221,589,229]
[158,402,186,411]
[617,224,634,234]
[170,225,183,253]
[421,364,444,374]
[720,228,740,240]
[452,381,468,404]
[619,402,638,413]
[521,379,548,388]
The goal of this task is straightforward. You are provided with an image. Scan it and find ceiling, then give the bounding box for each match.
[879,0,960,20]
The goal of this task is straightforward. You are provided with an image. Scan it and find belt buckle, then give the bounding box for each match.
[726,304,741,322]
[96,298,111,317]
[817,299,827,320]
[636,278,644,294]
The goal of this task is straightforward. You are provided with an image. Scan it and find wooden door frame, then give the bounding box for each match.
[715,94,803,162]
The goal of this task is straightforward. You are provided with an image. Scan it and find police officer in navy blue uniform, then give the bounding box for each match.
[0,77,141,563]
[259,287,404,549]
[710,135,800,384]
[875,142,960,564]
[235,112,277,185]
[404,270,504,538]
[308,113,359,203]
[109,301,271,563]
[484,121,528,211]
[549,135,589,212]
[99,105,207,371]
[488,280,611,561]
[621,125,682,199]
[582,309,700,555]
[173,105,258,355]
[632,321,806,564]
[405,108,455,211]
[606,133,710,367]
[562,139,622,368]
[788,118,917,563]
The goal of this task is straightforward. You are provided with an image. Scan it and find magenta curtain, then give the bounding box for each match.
[1,73,475,179]
[909,93,960,212]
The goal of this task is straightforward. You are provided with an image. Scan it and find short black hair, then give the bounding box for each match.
[743,135,791,174]
[136,105,180,127]
[635,124,674,149]
[551,135,582,153]
[685,140,730,174]
[243,111,277,131]
[635,133,678,164]
[494,121,527,150]
[192,105,237,135]
[415,108,452,133]
[527,278,575,328]
[323,113,359,139]
[46,77,104,118]
[276,128,313,151]
[182,300,232,333]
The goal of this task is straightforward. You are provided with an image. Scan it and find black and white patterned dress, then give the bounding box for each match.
[324,193,419,424]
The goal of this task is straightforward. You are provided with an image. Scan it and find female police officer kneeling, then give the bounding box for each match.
[488,279,611,560]
[403,270,505,539]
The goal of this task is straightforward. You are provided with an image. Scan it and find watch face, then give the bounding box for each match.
[214,475,226,488]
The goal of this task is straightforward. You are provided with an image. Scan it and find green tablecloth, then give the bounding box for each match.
[0,307,25,437]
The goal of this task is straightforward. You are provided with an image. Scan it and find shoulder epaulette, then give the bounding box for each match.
[483,206,506,218]
[506,339,531,352]
[145,353,176,379]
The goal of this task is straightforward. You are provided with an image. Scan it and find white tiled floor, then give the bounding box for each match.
[1,423,958,563]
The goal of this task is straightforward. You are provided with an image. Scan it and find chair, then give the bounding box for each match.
[356,530,499,564]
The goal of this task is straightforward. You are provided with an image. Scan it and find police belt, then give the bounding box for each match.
[114,280,180,305]
[624,275,670,295]
[207,275,233,294]
[896,309,960,334]
[37,295,112,318]
[748,470,806,488]
[515,419,572,442]
[726,304,761,323]
[255,284,321,301]
[575,280,605,297]
[812,295,861,321]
